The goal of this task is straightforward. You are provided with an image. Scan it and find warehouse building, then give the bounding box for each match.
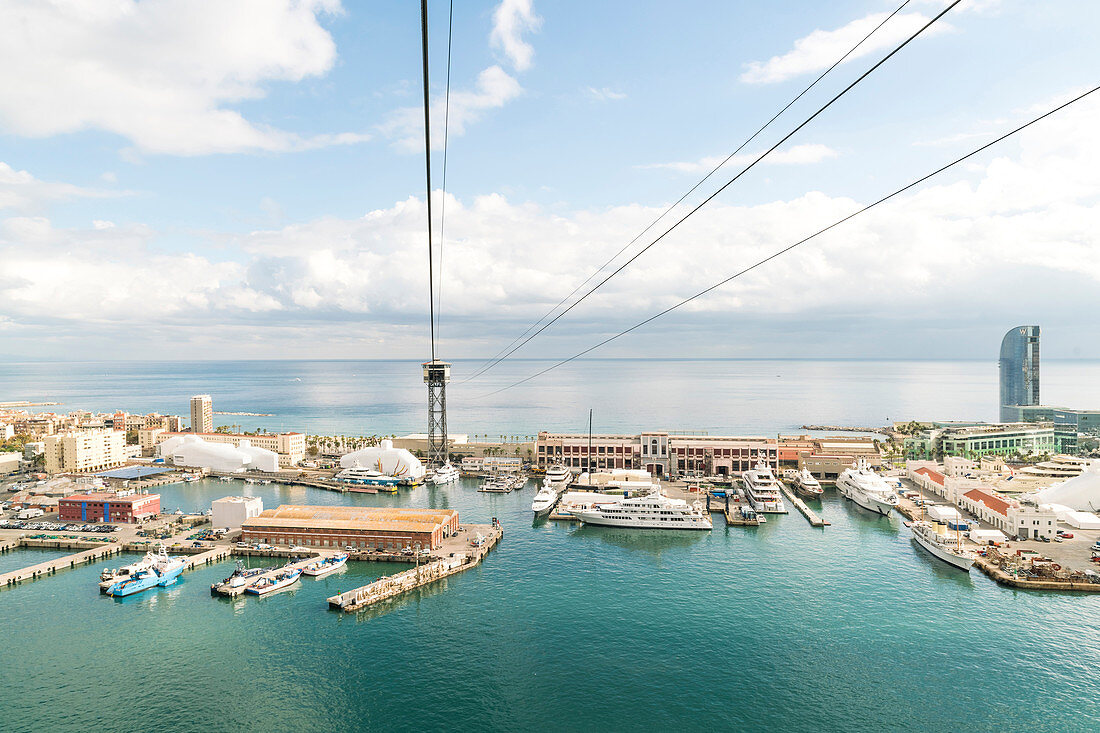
[241,505,460,551]
[211,495,264,529]
[58,492,160,523]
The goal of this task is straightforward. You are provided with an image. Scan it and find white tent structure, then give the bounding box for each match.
[1033,459,1100,511]
[158,435,279,473]
[339,439,425,481]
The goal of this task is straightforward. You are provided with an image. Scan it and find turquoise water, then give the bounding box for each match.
[0,547,77,574]
[2,478,1098,731]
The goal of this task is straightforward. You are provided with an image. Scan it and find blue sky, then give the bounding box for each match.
[1,0,1099,371]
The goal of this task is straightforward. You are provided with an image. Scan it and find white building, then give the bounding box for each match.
[158,435,279,473]
[43,429,126,474]
[155,431,304,467]
[958,488,1057,541]
[212,496,264,529]
[0,451,22,474]
[1033,460,1100,512]
[339,439,425,481]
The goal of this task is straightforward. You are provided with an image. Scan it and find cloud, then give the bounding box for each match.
[739,11,945,85]
[380,65,522,152]
[0,162,126,211]
[585,87,627,102]
[3,91,1099,358]
[0,0,369,155]
[641,144,839,173]
[490,0,542,72]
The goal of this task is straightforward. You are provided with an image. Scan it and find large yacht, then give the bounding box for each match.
[792,469,824,499]
[910,521,975,571]
[430,463,460,485]
[571,491,712,530]
[335,464,399,487]
[741,460,786,513]
[104,546,185,597]
[836,458,899,516]
[531,484,560,517]
[544,464,572,488]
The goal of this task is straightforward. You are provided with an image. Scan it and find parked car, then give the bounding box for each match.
[1058,531,1074,539]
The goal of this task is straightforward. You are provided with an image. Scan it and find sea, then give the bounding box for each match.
[2,359,1099,732]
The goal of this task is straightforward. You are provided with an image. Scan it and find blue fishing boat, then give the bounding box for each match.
[105,546,186,597]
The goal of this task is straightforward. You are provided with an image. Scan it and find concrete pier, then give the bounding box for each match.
[778,482,829,527]
[1,543,122,588]
[328,524,503,613]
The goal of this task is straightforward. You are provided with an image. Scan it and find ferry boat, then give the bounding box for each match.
[741,460,787,513]
[335,464,400,487]
[792,469,824,499]
[105,546,186,597]
[211,560,266,594]
[572,491,713,530]
[246,567,303,595]
[836,458,899,516]
[302,553,349,578]
[910,521,975,571]
[430,463,460,485]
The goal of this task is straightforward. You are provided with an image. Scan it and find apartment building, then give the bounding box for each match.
[43,429,126,474]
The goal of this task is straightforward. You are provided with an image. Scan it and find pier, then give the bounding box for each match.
[778,482,829,527]
[1,543,122,587]
[328,524,503,613]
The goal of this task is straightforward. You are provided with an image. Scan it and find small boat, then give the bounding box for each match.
[478,477,512,493]
[431,463,460,485]
[211,560,266,594]
[335,464,400,487]
[302,553,349,578]
[246,567,303,595]
[792,469,824,499]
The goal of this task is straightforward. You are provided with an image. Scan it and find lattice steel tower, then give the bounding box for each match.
[422,359,451,467]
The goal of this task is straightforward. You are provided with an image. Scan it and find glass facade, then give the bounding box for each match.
[999,325,1040,422]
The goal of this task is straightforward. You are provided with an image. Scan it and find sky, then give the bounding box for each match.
[1,0,1099,374]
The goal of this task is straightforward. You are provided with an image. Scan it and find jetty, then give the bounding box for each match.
[1,543,122,587]
[778,482,829,527]
[328,524,503,613]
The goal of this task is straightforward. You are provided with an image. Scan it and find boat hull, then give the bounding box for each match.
[303,556,348,577]
[246,571,302,595]
[572,510,712,530]
[837,478,895,516]
[911,532,974,571]
[106,565,184,597]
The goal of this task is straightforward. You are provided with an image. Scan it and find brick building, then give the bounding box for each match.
[58,492,161,523]
[241,505,460,551]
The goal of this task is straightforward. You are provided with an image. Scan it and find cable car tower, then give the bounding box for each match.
[418,0,453,469]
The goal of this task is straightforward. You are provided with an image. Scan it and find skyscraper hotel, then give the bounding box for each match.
[999,325,1040,422]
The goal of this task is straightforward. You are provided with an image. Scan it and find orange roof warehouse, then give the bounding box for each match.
[241,505,460,551]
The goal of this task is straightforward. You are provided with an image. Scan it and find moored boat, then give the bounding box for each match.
[105,545,186,597]
[572,490,712,530]
[741,460,787,513]
[836,458,898,516]
[302,553,349,577]
[430,463,460,485]
[246,567,303,595]
[910,521,975,571]
[793,469,824,499]
[211,560,266,594]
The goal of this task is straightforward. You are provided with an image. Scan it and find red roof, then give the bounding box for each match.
[62,492,159,505]
[915,467,946,485]
[963,488,1010,517]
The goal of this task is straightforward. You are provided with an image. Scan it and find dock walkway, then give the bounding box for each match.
[1,543,122,588]
[779,482,829,527]
[328,524,503,613]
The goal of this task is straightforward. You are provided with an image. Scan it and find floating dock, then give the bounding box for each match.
[778,482,829,527]
[328,524,502,613]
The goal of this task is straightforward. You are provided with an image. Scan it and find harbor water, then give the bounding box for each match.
[2,477,1099,732]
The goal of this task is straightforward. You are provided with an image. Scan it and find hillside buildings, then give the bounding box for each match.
[43,429,126,474]
[190,394,213,434]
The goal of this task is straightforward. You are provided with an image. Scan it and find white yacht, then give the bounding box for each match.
[430,463,460,485]
[836,458,899,516]
[571,491,713,530]
[544,464,572,488]
[741,460,786,513]
[335,464,399,487]
[531,484,560,517]
[910,521,975,571]
[792,469,823,499]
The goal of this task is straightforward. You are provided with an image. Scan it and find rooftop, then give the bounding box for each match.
[243,504,457,533]
[63,492,159,504]
[962,488,1012,517]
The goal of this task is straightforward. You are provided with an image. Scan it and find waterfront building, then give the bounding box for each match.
[155,431,304,467]
[43,429,126,474]
[999,325,1040,422]
[958,488,1056,541]
[211,496,264,529]
[1003,404,1100,439]
[156,435,280,473]
[800,453,883,481]
[938,423,1057,458]
[190,394,213,434]
[0,451,22,474]
[535,431,778,477]
[58,492,160,523]
[241,505,459,551]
